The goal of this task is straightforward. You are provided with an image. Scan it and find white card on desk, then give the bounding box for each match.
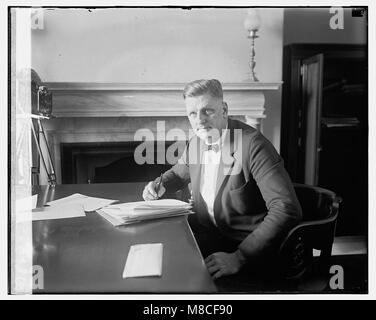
[123,243,163,278]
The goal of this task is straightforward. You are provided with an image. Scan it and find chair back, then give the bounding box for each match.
[293,183,340,221]
[279,183,342,279]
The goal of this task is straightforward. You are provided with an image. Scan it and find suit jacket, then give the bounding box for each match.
[158,118,302,259]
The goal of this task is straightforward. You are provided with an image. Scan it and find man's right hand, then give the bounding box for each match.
[142,180,166,201]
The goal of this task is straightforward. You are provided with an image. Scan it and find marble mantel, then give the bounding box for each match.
[40,81,282,184]
[45,82,282,127]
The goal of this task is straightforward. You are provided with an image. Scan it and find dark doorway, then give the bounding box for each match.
[281,44,368,236]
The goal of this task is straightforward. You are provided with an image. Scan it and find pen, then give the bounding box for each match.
[156,173,163,198]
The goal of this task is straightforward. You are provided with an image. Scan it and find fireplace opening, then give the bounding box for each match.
[60,141,186,184]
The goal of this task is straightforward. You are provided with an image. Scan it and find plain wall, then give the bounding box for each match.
[284,7,367,45]
[32,8,284,82]
[31,8,284,149]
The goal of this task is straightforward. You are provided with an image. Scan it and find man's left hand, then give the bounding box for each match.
[204,250,247,279]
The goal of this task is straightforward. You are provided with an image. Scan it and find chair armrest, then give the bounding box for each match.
[280,213,338,252]
[277,196,341,279]
[280,194,341,253]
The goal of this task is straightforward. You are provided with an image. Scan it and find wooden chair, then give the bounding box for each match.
[278,183,342,282]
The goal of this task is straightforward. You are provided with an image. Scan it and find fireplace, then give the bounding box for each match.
[60,141,185,184]
[38,82,281,185]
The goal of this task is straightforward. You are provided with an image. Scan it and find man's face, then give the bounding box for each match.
[185,93,228,143]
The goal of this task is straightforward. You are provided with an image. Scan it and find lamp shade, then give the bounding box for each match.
[243,9,261,31]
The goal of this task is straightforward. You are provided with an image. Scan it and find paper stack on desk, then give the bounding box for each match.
[97,199,193,226]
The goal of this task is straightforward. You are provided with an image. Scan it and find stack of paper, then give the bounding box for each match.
[98,199,193,226]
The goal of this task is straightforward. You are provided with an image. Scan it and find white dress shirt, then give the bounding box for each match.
[200,126,228,225]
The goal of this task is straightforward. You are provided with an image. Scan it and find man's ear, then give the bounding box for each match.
[222,102,228,116]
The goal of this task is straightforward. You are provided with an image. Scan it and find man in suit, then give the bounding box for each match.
[143,79,302,279]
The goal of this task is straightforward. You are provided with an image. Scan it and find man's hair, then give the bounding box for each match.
[183,79,223,100]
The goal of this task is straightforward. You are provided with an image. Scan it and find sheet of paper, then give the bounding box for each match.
[123,243,163,278]
[46,193,86,205]
[47,193,117,212]
[16,194,38,212]
[16,203,86,222]
[32,204,86,221]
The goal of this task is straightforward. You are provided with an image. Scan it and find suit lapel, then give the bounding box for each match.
[215,120,236,196]
[189,136,203,192]
[188,136,206,212]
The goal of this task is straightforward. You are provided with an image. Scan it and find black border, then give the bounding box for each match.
[7,5,369,296]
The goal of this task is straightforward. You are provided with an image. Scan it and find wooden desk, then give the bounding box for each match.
[32,183,217,293]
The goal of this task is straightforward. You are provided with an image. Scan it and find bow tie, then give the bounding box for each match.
[204,143,220,153]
